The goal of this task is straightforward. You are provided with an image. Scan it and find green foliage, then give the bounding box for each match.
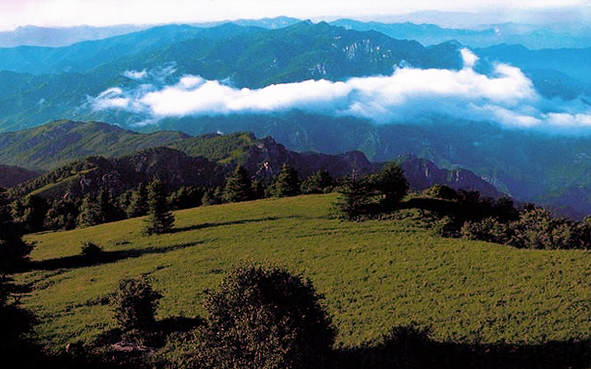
[421,185,459,201]
[270,164,300,197]
[508,207,576,250]
[0,120,187,171]
[336,163,409,220]
[12,195,48,234]
[334,178,375,221]
[76,188,122,229]
[301,169,335,194]
[168,186,203,211]
[43,198,80,231]
[190,264,335,369]
[369,162,409,211]
[379,324,434,369]
[461,218,510,244]
[202,186,224,206]
[127,183,149,218]
[144,180,175,235]
[80,241,103,260]
[223,164,253,203]
[0,190,33,273]
[112,277,162,335]
[170,132,256,163]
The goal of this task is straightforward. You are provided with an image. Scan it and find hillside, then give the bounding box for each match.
[16,194,591,361]
[0,120,188,171]
[6,128,504,205]
[0,164,40,187]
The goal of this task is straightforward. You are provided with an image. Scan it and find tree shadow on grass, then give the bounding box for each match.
[334,325,591,369]
[22,241,204,272]
[171,215,307,233]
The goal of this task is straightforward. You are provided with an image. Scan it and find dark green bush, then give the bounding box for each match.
[80,241,103,259]
[111,278,162,337]
[189,264,335,369]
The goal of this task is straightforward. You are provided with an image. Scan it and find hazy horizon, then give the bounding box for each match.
[0,0,589,31]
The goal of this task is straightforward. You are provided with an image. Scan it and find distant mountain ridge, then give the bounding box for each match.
[0,164,40,187]
[3,121,504,205]
[0,120,188,171]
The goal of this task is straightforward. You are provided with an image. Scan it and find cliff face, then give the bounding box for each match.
[243,136,379,180]
[398,156,506,199]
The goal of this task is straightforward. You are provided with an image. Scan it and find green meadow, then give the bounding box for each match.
[15,193,591,351]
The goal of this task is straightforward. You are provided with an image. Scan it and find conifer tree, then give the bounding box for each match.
[76,194,102,228]
[144,180,174,235]
[271,164,300,197]
[127,183,149,218]
[223,164,253,203]
[0,189,32,273]
[301,169,334,194]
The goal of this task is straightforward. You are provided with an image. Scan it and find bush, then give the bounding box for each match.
[380,324,433,369]
[460,218,510,244]
[192,264,335,369]
[421,184,459,201]
[80,241,103,259]
[369,162,409,211]
[111,278,162,337]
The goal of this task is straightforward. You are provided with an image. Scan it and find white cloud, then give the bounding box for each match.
[123,69,148,80]
[91,48,591,134]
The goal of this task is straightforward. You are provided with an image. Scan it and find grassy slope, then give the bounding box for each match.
[16,194,591,351]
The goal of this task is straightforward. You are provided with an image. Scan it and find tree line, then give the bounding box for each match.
[5,164,337,235]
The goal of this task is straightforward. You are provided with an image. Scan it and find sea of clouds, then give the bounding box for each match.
[90,49,591,134]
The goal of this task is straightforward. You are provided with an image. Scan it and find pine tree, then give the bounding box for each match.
[127,183,149,218]
[271,164,300,197]
[97,187,122,224]
[223,165,253,203]
[144,180,174,235]
[0,189,32,273]
[76,194,102,228]
[301,169,334,194]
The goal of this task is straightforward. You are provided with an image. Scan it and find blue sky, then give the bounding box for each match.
[0,0,588,31]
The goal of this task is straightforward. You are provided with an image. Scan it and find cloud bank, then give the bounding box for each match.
[91,49,591,134]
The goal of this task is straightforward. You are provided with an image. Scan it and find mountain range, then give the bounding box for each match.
[3,120,503,204]
[0,19,589,218]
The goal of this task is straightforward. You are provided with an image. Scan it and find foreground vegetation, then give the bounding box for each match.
[14,194,591,356]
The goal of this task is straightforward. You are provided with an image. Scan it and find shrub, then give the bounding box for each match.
[192,264,336,369]
[111,278,162,336]
[80,241,103,260]
[369,162,409,211]
[460,218,510,244]
[421,184,459,201]
[432,216,461,238]
[380,324,434,369]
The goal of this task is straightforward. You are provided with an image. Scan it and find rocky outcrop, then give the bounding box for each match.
[398,155,506,199]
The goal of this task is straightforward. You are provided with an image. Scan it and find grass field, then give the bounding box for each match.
[15,193,591,351]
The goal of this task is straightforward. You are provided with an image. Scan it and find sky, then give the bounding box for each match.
[0,0,589,31]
